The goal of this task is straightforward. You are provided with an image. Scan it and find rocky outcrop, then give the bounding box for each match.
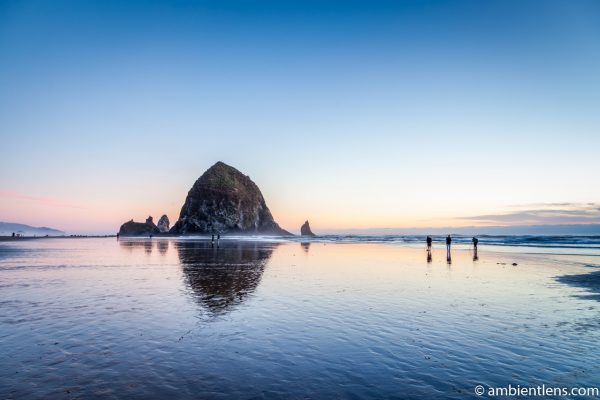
[157,215,170,233]
[170,162,291,235]
[118,216,160,236]
[300,220,316,236]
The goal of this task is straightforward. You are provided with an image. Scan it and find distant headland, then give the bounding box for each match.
[0,222,65,237]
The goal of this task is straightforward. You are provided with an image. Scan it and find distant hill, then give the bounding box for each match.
[0,222,65,236]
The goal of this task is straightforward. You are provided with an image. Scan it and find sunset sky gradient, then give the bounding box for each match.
[1,0,599,234]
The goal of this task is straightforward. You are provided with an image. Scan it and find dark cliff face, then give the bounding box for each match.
[300,220,316,236]
[119,216,160,236]
[171,162,291,235]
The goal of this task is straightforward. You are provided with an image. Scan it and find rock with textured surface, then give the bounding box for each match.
[157,215,170,233]
[119,216,160,236]
[300,220,316,236]
[170,162,291,235]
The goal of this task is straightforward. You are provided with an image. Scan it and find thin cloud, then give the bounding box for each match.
[0,191,85,209]
[508,202,598,210]
[462,203,600,225]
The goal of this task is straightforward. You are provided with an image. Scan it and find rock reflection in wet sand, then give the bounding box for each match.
[119,239,155,254]
[176,240,276,314]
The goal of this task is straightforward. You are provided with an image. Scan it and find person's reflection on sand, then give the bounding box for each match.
[446,253,452,265]
[301,242,310,253]
[473,248,479,261]
[177,241,276,315]
[426,249,432,263]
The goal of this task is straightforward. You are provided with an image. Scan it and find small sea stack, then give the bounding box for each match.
[157,215,170,233]
[300,220,316,236]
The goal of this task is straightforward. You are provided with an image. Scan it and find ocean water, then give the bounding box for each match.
[282,234,600,253]
[1,237,600,399]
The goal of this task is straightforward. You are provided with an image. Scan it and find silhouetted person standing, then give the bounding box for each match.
[472,237,479,261]
[426,235,433,262]
[446,235,452,262]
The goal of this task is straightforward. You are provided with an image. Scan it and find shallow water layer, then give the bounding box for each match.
[1,238,600,399]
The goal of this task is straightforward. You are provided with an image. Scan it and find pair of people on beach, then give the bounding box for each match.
[425,235,451,249]
[425,235,453,250]
[211,233,221,247]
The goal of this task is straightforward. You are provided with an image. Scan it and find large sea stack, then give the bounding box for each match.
[170,162,291,235]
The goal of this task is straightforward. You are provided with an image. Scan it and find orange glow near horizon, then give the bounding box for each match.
[2,188,599,234]
[0,192,491,233]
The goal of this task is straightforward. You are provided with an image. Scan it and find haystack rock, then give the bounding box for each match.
[157,215,170,233]
[170,162,291,235]
[300,220,316,236]
[119,216,160,236]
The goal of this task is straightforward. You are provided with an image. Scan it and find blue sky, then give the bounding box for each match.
[1,0,599,233]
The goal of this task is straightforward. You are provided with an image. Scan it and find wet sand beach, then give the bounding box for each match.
[1,237,599,399]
